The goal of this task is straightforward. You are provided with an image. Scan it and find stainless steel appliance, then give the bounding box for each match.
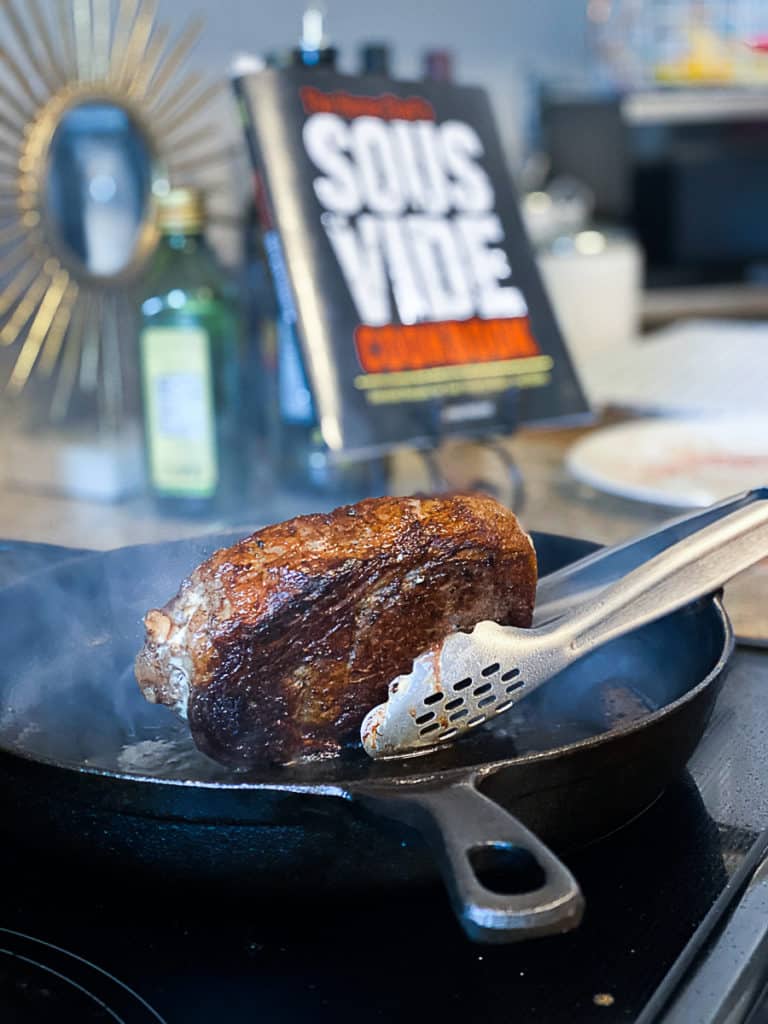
[542,88,768,321]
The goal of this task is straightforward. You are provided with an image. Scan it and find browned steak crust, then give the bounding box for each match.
[135,494,537,766]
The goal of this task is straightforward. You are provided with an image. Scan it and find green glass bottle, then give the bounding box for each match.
[138,188,243,516]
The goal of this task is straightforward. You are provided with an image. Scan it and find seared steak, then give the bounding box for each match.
[135,494,537,766]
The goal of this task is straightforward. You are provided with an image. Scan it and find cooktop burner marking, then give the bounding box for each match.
[0,948,127,1022]
[0,928,168,1023]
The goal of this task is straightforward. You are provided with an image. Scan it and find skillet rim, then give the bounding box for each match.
[0,535,734,795]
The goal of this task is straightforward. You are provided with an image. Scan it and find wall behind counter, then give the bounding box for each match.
[157,0,590,170]
[0,0,589,261]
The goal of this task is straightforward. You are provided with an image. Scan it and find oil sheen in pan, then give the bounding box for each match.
[0,643,657,784]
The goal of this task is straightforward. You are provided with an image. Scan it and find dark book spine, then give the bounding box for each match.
[231,75,315,431]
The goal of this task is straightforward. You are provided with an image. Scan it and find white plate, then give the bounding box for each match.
[566,414,768,508]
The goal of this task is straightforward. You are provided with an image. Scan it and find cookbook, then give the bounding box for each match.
[235,68,589,453]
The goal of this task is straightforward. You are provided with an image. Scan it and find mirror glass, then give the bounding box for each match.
[46,102,153,277]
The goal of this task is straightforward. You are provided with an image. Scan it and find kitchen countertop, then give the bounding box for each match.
[0,420,764,640]
[0,422,664,550]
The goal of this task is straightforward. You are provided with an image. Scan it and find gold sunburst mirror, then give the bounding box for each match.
[0,0,229,424]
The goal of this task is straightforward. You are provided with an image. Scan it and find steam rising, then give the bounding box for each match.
[0,533,242,782]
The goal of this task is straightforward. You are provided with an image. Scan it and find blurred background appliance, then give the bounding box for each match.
[542,88,768,294]
[541,0,768,324]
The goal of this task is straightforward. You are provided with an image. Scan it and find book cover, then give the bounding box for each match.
[236,68,589,454]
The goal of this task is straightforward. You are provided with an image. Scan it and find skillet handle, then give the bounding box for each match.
[356,779,584,943]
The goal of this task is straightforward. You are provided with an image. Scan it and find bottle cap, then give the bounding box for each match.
[423,49,454,81]
[292,5,337,68]
[157,187,205,233]
[361,43,391,76]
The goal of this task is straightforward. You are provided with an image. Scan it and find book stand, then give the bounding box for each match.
[410,437,525,514]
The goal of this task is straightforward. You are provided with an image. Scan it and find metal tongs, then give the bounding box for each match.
[362,488,768,759]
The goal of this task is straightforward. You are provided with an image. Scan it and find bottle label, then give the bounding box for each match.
[140,326,218,497]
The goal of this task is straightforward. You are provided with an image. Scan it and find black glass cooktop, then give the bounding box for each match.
[2,542,768,1023]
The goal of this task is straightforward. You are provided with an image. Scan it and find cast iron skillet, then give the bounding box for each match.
[0,532,732,943]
